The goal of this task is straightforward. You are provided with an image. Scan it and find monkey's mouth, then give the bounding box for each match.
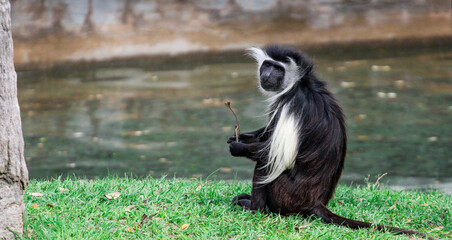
[260,80,280,92]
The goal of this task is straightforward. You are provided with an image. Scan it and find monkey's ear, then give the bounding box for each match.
[287,57,299,71]
[246,47,267,65]
[285,57,302,84]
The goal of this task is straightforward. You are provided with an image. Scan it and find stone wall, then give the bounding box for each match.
[10,0,452,69]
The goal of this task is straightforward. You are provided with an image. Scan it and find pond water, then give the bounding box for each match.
[18,42,452,192]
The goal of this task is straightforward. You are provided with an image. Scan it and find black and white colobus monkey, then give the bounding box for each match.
[227,45,432,239]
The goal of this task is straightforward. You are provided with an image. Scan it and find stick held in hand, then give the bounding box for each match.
[224,101,240,142]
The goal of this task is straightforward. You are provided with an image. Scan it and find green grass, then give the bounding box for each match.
[22,177,451,239]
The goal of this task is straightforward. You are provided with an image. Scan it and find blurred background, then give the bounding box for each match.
[11,0,452,193]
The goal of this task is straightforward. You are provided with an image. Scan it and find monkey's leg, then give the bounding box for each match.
[231,189,266,212]
[249,166,268,211]
[231,193,251,210]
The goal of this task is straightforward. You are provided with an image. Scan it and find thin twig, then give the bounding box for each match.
[225,101,240,142]
[374,172,388,187]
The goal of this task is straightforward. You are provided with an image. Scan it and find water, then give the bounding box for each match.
[18,42,452,192]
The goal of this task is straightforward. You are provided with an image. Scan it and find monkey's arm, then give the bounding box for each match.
[227,127,268,144]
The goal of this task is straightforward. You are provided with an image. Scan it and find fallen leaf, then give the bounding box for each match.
[59,187,68,192]
[389,204,397,210]
[29,192,44,197]
[433,226,444,231]
[140,213,158,227]
[336,201,343,205]
[125,226,136,232]
[140,214,149,227]
[180,223,189,230]
[295,223,311,231]
[195,184,205,191]
[125,205,135,211]
[32,203,38,209]
[105,192,121,199]
[47,204,54,208]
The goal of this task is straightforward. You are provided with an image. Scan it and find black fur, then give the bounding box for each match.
[227,45,433,239]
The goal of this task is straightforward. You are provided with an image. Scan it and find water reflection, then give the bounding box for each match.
[18,43,452,192]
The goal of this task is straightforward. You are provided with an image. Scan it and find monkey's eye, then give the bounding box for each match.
[262,61,284,72]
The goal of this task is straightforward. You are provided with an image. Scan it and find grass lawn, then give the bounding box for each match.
[22,177,451,239]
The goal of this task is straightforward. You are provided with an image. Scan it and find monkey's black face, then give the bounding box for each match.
[259,60,285,92]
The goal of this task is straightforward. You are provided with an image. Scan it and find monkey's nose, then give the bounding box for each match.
[260,69,273,82]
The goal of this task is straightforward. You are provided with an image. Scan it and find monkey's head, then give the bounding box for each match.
[247,45,312,96]
[259,60,285,92]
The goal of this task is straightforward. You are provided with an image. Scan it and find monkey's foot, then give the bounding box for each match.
[232,193,251,210]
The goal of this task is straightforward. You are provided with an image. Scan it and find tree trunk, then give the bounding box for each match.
[0,0,29,238]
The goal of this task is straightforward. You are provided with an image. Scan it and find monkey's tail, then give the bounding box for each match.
[312,205,436,240]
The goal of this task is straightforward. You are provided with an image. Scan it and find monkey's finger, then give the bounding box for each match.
[239,133,254,139]
[227,135,237,143]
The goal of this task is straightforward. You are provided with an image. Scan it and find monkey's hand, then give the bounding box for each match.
[229,142,250,157]
[227,133,258,144]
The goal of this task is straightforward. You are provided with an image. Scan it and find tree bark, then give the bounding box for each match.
[0,0,29,238]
